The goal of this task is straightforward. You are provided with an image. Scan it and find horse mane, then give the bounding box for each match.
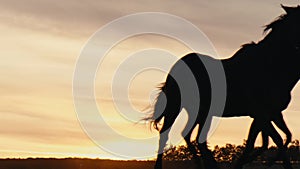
[264,5,300,33]
[227,42,256,61]
[263,14,287,33]
[230,5,300,59]
[233,13,288,58]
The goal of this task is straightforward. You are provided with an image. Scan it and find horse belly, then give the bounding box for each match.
[220,91,250,117]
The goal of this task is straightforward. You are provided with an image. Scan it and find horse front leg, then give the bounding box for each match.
[261,130,269,150]
[265,112,292,167]
[265,121,293,169]
[244,126,269,163]
[273,112,292,148]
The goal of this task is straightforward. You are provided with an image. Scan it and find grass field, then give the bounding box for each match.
[0,158,299,169]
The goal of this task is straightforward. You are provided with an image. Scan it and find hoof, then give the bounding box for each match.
[154,163,162,169]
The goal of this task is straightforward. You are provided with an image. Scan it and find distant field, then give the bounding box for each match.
[0,158,299,169]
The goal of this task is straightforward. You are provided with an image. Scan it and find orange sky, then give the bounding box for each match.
[0,0,299,160]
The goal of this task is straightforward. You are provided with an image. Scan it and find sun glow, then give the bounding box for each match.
[1,1,300,160]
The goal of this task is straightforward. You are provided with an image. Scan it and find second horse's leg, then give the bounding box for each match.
[265,121,293,169]
[252,112,292,166]
[273,113,292,147]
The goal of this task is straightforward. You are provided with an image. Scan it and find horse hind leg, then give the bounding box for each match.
[196,115,219,169]
[154,104,181,169]
[182,122,199,160]
[154,125,170,169]
[234,118,268,169]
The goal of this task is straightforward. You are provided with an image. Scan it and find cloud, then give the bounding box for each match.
[1,0,296,44]
[0,0,299,159]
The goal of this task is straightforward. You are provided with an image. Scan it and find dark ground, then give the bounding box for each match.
[0,158,298,169]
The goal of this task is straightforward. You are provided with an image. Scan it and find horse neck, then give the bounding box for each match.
[258,35,300,91]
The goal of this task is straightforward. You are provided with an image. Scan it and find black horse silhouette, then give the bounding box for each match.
[147,5,300,169]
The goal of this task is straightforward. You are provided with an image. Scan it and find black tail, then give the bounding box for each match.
[142,83,167,131]
[146,75,181,131]
[151,84,167,130]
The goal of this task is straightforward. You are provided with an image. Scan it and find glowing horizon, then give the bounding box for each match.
[0,0,300,160]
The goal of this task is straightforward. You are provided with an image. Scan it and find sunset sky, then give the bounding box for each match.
[0,0,299,160]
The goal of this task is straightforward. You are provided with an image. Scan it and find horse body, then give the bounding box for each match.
[221,42,296,117]
[150,5,300,169]
[165,41,298,119]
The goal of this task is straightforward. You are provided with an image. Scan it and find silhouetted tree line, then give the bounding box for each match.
[163,140,300,163]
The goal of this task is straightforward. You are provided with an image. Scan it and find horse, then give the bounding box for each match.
[147,5,300,169]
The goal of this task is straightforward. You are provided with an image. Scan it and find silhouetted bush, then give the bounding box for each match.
[163,139,300,163]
